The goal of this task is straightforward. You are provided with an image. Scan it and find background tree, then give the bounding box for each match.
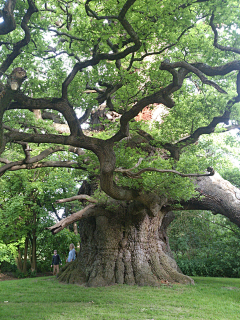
[169,131,240,278]
[0,167,80,275]
[0,0,240,286]
[169,209,240,278]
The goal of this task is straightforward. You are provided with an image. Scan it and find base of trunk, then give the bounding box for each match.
[58,204,194,286]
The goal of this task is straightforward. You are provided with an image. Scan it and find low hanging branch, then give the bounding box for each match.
[115,159,215,179]
[47,195,98,234]
[55,194,98,204]
[47,204,96,235]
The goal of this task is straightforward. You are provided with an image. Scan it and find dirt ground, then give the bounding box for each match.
[0,273,17,281]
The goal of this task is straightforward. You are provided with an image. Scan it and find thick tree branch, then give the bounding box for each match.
[193,60,240,76]
[180,172,240,228]
[163,72,240,159]
[109,68,189,143]
[78,108,92,125]
[47,204,96,234]
[0,146,66,176]
[0,160,85,175]
[160,60,227,94]
[85,0,118,20]
[9,93,83,136]
[0,0,17,35]
[55,194,97,204]
[0,0,38,75]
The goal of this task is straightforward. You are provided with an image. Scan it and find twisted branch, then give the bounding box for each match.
[210,13,240,55]
[115,159,215,178]
[0,0,38,75]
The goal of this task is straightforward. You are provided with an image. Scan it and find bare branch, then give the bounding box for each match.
[223,124,240,132]
[115,157,144,174]
[47,204,96,234]
[55,194,97,204]
[0,145,62,176]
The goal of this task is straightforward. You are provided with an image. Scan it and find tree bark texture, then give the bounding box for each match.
[183,173,240,227]
[54,171,240,287]
[57,204,193,286]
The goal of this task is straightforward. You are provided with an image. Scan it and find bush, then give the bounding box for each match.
[177,256,240,278]
[0,261,17,273]
[169,211,240,278]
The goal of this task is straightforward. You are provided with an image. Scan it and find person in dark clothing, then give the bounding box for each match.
[51,250,62,275]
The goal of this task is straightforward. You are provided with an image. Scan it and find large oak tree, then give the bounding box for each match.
[1,0,240,286]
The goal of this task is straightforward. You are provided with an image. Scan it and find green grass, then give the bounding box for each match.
[0,276,240,319]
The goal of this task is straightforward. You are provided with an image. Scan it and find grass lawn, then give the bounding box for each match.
[0,276,239,320]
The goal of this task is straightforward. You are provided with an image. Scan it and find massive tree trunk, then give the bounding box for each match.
[53,171,240,287]
[57,203,193,286]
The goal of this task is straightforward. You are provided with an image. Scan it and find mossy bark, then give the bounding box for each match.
[58,204,193,286]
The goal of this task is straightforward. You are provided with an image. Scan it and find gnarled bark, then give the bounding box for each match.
[182,172,240,227]
[57,203,193,286]
[53,171,240,287]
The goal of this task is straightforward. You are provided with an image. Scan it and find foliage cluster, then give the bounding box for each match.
[0,168,80,275]
[169,210,240,278]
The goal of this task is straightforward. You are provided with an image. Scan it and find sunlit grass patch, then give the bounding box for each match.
[0,276,239,319]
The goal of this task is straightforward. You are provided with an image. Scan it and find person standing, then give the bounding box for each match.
[66,243,76,262]
[51,250,62,275]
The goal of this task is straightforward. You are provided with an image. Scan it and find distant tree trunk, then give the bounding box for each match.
[15,245,23,272]
[30,233,37,272]
[22,237,29,274]
[28,207,37,272]
[58,203,193,286]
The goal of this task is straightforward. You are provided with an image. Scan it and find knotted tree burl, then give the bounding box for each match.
[1,0,240,286]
